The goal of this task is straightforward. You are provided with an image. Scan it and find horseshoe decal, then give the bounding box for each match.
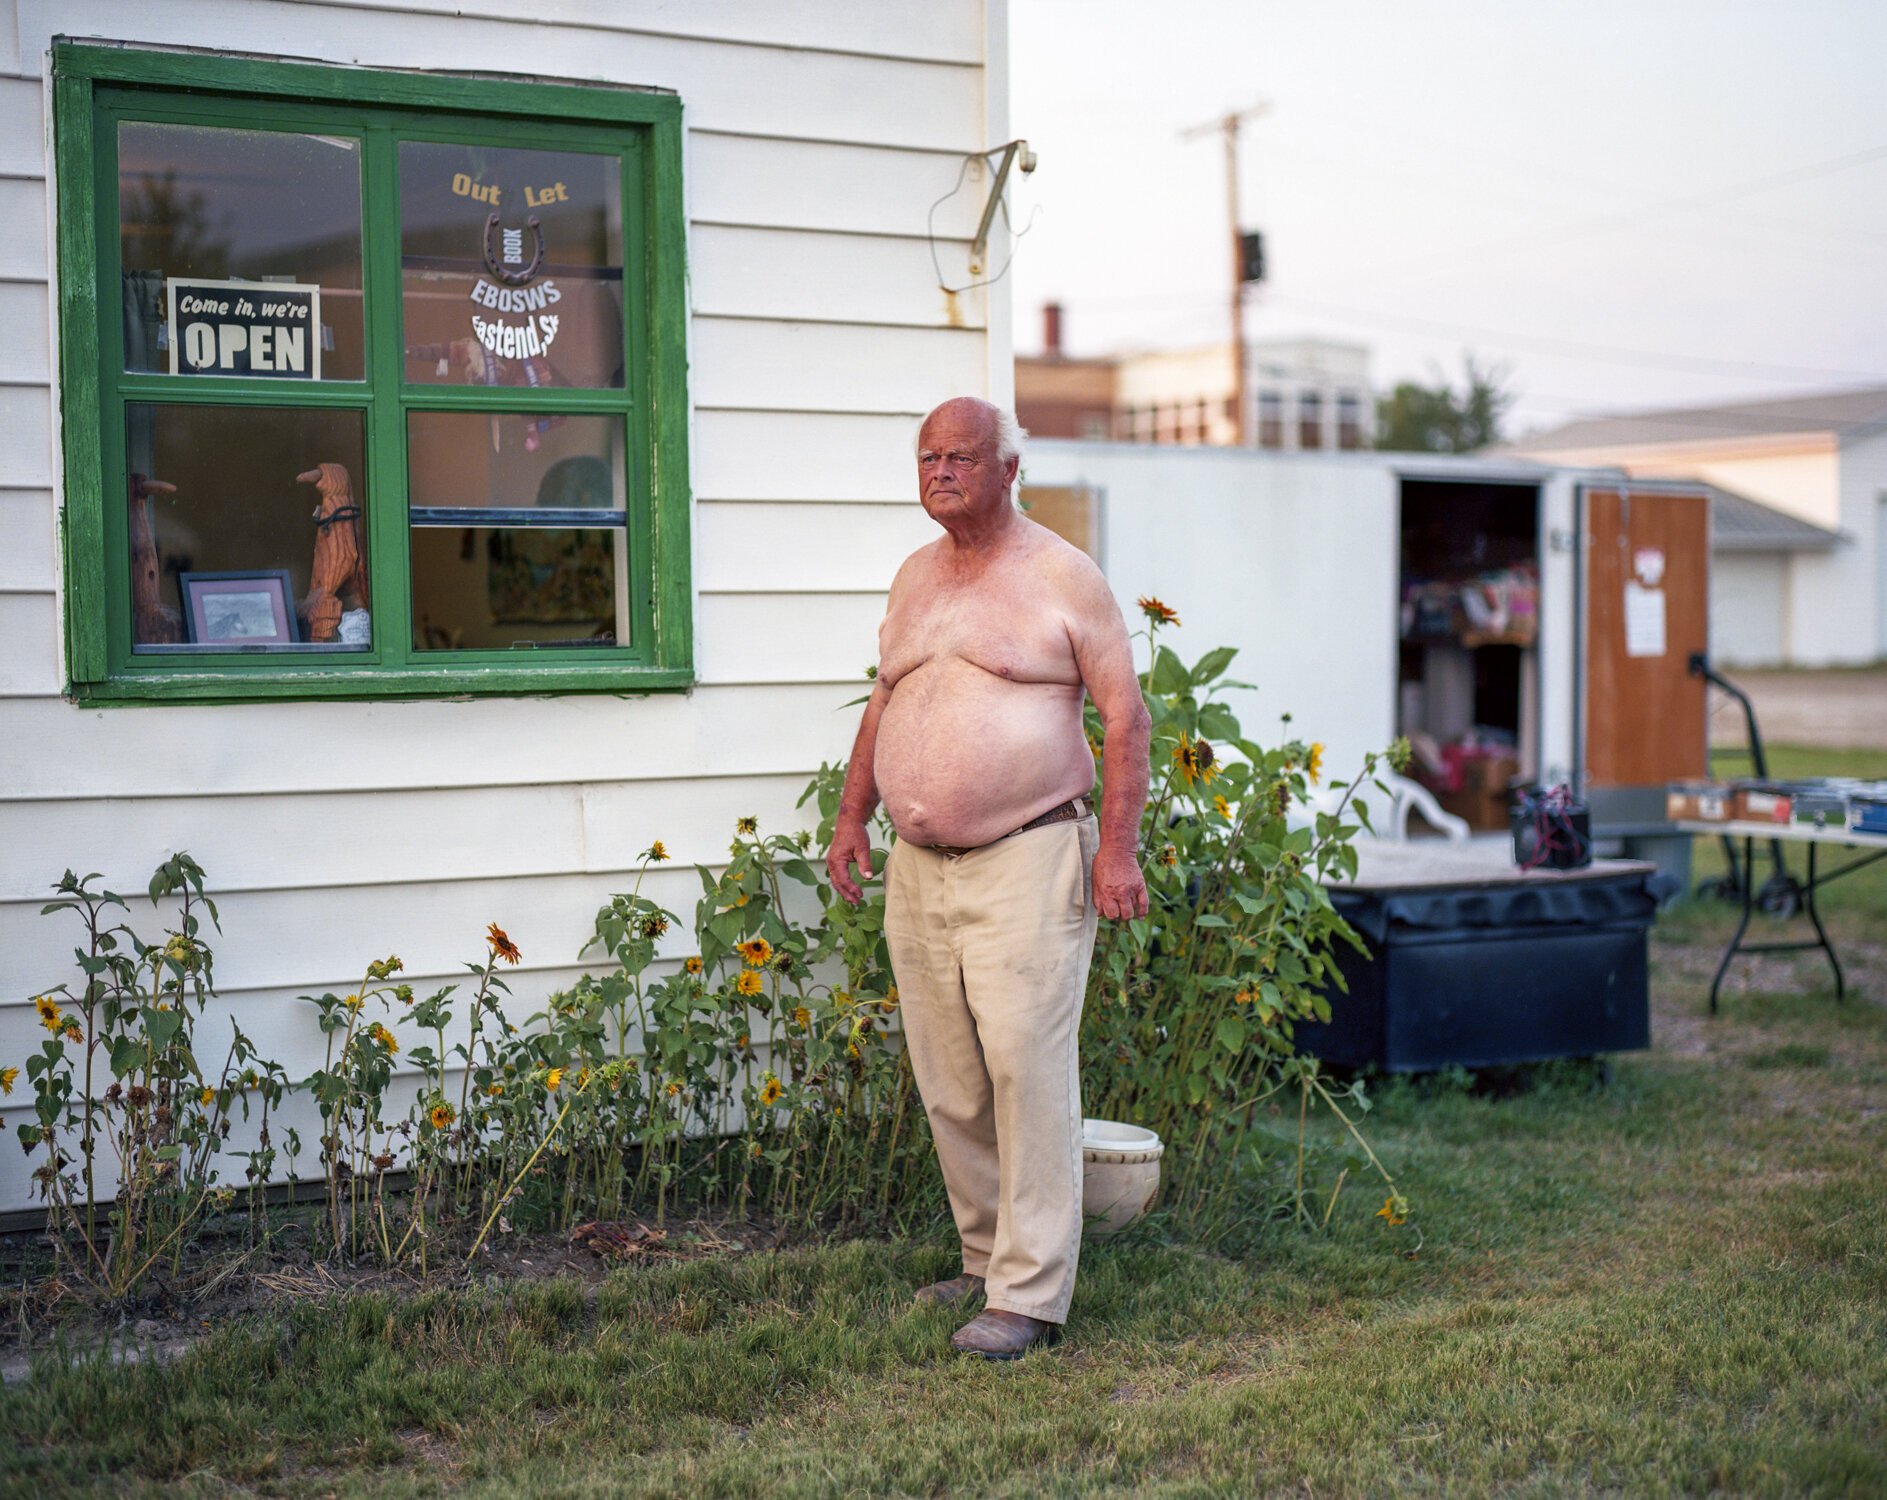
[483,213,545,285]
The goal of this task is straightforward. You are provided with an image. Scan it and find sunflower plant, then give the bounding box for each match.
[1081,597,1415,1235]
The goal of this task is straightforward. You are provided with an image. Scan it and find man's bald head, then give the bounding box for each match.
[916,398,1027,515]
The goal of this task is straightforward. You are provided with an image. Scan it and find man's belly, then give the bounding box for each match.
[874,660,1096,848]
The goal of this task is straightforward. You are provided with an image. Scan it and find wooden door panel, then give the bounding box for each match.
[1584,487,1710,789]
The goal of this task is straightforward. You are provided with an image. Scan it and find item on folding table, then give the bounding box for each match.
[1847,790,1887,837]
[1732,781,1793,824]
[1667,779,1731,822]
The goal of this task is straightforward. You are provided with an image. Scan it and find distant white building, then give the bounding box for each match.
[1111,336,1373,451]
[1504,389,1885,667]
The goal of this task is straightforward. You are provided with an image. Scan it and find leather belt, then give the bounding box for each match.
[920,797,1094,858]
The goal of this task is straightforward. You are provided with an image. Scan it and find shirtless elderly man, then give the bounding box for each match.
[826,396,1151,1360]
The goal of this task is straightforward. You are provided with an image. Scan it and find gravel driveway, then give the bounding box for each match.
[1705,667,1887,751]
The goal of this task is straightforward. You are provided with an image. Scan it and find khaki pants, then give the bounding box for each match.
[884,814,1100,1324]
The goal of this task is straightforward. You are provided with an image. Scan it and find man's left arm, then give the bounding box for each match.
[1064,559,1151,922]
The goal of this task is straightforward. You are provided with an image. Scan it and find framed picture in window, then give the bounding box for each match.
[179,570,301,646]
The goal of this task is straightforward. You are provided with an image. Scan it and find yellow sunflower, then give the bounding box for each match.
[429,1103,455,1130]
[759,1074,782,1107]
[545,1067,565,1091]
[793,1005,811,1029]
[1171,735,1218,787]
[0,1066,18,1096]
[683,956,703,975]
[199,1086,216,1107]
[1307,742,1325,785]
[736,937,773,968]
[1213,793,1232,819]
[34,996,60,1033]
[645,841,670,863]
[734,970,764,998]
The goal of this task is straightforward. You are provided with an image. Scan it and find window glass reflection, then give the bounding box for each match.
[406,411,625,513]
[400,141,625,389]
[126,403,371,652]
[118,122,364,380]
[412,526,623,652]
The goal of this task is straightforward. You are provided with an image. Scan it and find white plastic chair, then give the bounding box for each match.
[1295,771,1471,843]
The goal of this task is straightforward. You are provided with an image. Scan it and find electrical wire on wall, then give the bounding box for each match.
[928,145,1042,296]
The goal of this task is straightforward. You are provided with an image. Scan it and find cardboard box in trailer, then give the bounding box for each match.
[1020,442,1710,861]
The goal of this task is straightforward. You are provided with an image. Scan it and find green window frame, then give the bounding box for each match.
[53,43,692,704]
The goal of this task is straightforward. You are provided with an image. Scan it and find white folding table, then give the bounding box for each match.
[1674,818,1887,1013]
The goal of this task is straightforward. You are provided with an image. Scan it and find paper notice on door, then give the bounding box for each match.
[1624,582,1666,657]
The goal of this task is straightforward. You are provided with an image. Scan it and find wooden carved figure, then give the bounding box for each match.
[127,472,182,645]
[296,462,369,643]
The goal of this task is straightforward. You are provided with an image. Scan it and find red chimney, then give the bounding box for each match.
[1043,302,1063,359]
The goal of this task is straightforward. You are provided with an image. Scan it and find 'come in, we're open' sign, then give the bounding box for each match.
[166,278,323,380]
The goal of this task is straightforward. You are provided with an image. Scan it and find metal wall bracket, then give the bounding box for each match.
[968,139,1035,276]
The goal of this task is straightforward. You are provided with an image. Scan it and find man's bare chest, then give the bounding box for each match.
[881,582,1079,689]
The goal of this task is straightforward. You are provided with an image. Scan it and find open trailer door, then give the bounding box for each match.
[1580,484,1712,819]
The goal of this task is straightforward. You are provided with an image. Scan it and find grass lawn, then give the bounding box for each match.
[4,749,1884,1497]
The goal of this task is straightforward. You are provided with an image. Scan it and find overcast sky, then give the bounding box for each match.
[1003,0,1887,436]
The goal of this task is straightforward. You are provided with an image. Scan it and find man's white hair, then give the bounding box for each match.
[915,398,1029,505]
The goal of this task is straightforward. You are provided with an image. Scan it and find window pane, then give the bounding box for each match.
[119,122,364,380]
[399,142,625,388]
[407,411,626,514]
[412,527,623,652]
[126,404,371,652]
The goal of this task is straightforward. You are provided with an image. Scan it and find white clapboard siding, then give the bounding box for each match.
[0,284,50,381]
[0,681,875,799]
[0,592,58,695]
[0,489,56,593]
[690,318,985,414]
[689,133,985,241]
[692,410,929,502]
[690,224,984,331]
[33,3,983,152]
[0,77,46,178]
[0,2,996,1211]
[0,177,46,283]
[0,770,828,900]
[696,500,927,594]
[338,0,985,64]
[695,591,886,685]
[0,385,52,488]
[0,863,794,994]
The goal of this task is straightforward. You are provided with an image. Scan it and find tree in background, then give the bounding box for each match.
[1375,353,1515,453]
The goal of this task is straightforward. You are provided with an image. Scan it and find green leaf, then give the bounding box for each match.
[1214,1014,1247,1051]
[1192,913,1231,929]
[1190,646,1238,685]
[110,1036,145,1078]
[1150,645,1189,698]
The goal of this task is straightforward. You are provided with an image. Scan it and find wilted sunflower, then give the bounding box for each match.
[736,938,773,968]
[1234,987,1255,1006]
[429,1103,455,1130]
[486,923,522,964]
[61,1017,82,1043]
[1158,844,1178,868]
[736,816,758,835]
[1376,1195,1408,1227]
[366,1022,399,1055]
[792,1005,811,1029]
[488,1082,505,1098]
[683,956,703,975]
[772,950,794,974]
[665,1078,683,1097]
[734,970,764,998]
[641,913,670,940]
[1171,735,1218,787]
[1136,595,1180,627]
[759,1074,782,1107]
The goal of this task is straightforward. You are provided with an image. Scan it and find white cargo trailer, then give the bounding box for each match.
[1022,441,1713,853]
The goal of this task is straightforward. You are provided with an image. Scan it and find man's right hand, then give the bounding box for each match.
[826,817,876,905]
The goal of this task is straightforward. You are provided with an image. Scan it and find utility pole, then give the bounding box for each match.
[1182,100,1270,446]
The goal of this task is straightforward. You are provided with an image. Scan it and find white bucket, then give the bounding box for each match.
[1080,1118,1163,1236]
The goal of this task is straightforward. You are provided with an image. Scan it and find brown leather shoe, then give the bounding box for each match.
[951,1309,1061,1360]
[913,1272,985,1308]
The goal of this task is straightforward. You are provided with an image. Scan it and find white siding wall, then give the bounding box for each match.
[1710,554,1788,669]
[0,0,1005,1209]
